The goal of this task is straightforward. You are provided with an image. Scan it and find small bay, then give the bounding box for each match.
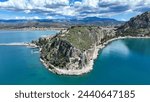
[0,30,150,85]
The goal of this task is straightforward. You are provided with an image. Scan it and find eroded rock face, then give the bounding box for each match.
[37,26,116,73]
[40,37,87,70]
[118,11,150,36]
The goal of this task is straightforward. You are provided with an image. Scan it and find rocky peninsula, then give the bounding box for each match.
[34,11,150,75]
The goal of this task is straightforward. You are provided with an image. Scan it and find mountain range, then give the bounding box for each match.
[0,17,124,29]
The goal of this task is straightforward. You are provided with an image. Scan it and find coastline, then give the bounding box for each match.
[0,27,65,31]
[40,58,93,75]
[40,35,150,75]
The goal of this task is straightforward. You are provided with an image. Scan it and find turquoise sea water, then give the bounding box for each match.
[0,31,150,85]
[0,30,57,43]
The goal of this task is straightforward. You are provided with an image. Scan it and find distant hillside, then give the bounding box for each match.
[0,19,65,29]
[117,11,150,36]
[0,17,124,29]
[71,17,123,26]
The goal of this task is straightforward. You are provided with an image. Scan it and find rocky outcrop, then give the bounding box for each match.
[37,26,116,75]
[117,11,150,36]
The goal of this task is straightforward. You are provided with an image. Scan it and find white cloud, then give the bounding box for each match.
[82,0,99,8]
[15,16,25,19]
[24,10,31,13]
[0,0,69,10]
[15,16,41,20]
[0,0,150,19]
[29,0,69,8]
[33,16,40,19]
[46,16,53,19]
[74,1,82,7]
[121,18,127,21]
[0,0,29,9]
[55,6,78,16]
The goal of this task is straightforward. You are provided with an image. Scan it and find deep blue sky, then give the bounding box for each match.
[0,0,150,21]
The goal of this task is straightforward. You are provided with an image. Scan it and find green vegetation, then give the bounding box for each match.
[61,26,99,52]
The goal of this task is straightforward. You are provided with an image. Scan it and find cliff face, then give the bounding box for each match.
[37,26,116,74]
[117,11,150,36]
